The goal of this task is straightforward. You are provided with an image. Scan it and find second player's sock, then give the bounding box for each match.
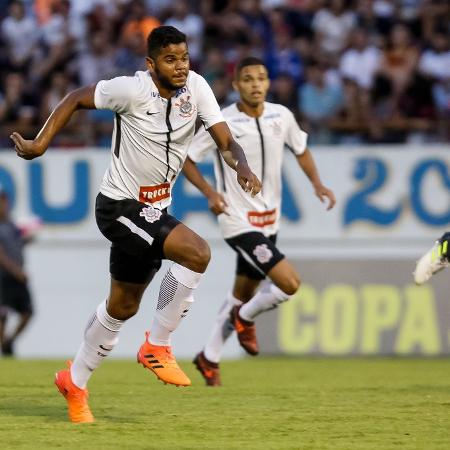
[71,300,124,389]
[239,283,290,322]
[204,292,242,364]
[149,263,202,346]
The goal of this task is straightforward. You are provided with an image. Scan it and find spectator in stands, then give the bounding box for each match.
[266,30,303,85]
[1,0,39,73]
[121,0,160,48]
[419,31,450,83]
[299,62,344,143]
[77,31,117,85]
[312,0,356,57]
[165,0,204,66]
[0,72,37,131]
[376,23,420,104]
[340,27,381,90]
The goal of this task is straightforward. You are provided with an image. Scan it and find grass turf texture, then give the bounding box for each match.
[0,358,449,450]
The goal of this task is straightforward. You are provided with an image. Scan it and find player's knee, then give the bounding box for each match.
[185,238,211,273]
[108,293,142,320]
[278,273,301,296]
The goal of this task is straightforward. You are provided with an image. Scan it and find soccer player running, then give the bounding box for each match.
[10,26,260,422]
[183,57,336,386]
[414,232,450,285]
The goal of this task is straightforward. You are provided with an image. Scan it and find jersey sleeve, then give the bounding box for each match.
[188,125,217,163]
[94,76,137,114]
[194,74,225,129]
[284,109,308,155]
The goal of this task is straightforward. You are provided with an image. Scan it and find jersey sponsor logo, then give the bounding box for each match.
[139,206,162,223]
[151,91,161,98]
[253,243,273,264]
[139,183,171,204]
[247,209,277,228]
[175,95,196,118]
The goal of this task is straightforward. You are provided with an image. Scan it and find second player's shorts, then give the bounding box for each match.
[95,192,180,284]
[225,232,285,280]
[0,275,33,315]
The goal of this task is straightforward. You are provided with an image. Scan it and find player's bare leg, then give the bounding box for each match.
[231,259,300,355]
[194,275,260,386]
[138,223,210,386]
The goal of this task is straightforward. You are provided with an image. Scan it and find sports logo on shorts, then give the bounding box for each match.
[253,244,273,264]
[139,206,162,223]
[175,95,196,118]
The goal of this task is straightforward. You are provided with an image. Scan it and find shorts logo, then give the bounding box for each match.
[139,206,162,223]
[175,96,196,118]
[253,244,273,264]
[139,183,171,204]
[248,209,277,228]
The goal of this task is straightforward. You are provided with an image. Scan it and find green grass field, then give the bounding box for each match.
[0,357,449,450]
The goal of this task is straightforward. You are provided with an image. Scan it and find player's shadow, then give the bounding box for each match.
[0,399,63,421]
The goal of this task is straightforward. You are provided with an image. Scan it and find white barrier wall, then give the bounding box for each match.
[0,146,449,357]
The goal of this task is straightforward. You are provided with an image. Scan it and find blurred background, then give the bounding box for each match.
[0,0,449,359]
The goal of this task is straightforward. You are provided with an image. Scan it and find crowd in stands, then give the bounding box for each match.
[0,0,449,147]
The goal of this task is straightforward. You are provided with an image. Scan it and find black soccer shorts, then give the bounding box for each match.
[95,192,180,284]
[0,275,33,315]
[225,232,285,281]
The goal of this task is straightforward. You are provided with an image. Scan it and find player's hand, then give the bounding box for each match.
[314,184,336,210]
[10,132,44,160]
[207,190,229,216]
[236,161,261,197]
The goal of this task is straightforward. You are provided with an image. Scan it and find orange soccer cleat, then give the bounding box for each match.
[137,332,191,387]
[54,361,94,423]
[230,305,259,355]
[193,351,221,387]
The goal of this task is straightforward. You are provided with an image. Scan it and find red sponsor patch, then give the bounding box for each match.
[139,183,171,204]
[247,209,277,228]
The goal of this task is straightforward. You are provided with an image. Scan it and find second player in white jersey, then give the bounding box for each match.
[95,69,224,210]
[188,101,307,238]
[184,57,335,387]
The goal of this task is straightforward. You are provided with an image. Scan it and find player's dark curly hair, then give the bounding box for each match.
[147,26,187,59]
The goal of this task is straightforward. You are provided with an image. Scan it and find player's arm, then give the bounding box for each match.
[0,245,26,283]
[296,148,336,210]
[183,157,228,215]
[10,85,96,160]
[207,122,261,196]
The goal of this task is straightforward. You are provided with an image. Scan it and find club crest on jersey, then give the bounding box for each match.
[139,183,171,204]
[270,121,282,137]
[139,206,162,223]
[175,96,196,118]
[253,244,273,264]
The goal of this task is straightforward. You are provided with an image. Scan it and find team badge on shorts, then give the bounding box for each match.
[175,96,196,118]
[139,206,162,223]
[253,244,273,264]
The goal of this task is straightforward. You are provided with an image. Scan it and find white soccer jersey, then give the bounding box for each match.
[188,102,307,238]
[94,70,224,210]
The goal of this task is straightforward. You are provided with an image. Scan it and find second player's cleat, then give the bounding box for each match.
[193,351,221,386]
[230,305,259,356]
[137,332,191,387]
[414,240,449,285]
[54,360,94,423]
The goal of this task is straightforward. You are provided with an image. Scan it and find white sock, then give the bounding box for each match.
[149,263,202,346]
[204,292,243,364]
[239,283,290,322]
[71,300,124,389]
